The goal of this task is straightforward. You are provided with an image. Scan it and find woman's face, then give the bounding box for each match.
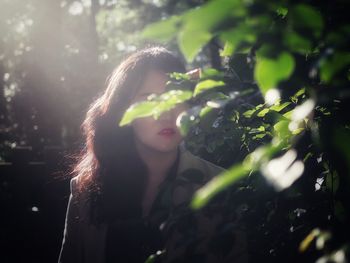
[130,70,188,153]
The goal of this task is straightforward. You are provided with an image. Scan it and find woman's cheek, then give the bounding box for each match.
[132,117,158,146]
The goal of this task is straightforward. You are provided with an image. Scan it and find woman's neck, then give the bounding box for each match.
[134,140,179,217]
[134,141,178,179]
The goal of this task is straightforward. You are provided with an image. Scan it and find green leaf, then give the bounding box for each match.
[178,0,240,62]
[276,7,288,18]
[243,143,279,169]
[193,79,225,96]
[219,25,256,56]
[191,164,250,209]
[257,108,269,117]
[270,102,291,112]
[178,29,212,63]
[253,133,266,139]
[144,250,165,263]
[144,254,156,263]
[273,120,292,139]
[320,52,350,83]
[176,111,198,136]
[192,140,288,209]
[243,109,256,118]
[201,68,224,78]
[243,104,264,118]
[290,88,306,103]
[169,72,190,81]
[264,111,289,123]
[221,41,235,57]
[199,105,213,118]
[119,90,192,126]
[284,31,312,54]
[142,16,180,42]
[119,101,158,126]
[254,51,295,95]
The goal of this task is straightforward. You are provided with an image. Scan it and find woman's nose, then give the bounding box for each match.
[158,108,175,123]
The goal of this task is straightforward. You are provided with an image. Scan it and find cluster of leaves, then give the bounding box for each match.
[119,0,350,261]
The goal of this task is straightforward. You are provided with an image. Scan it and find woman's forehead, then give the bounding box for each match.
[138,70,168,95]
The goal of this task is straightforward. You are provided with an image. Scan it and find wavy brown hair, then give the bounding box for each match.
[71,46,186,224]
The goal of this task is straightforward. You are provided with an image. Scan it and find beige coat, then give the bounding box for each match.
[58,147,247,263]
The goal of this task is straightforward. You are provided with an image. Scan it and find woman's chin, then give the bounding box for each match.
[147,139,181,153]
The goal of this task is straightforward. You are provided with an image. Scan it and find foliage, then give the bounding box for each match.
[122,0,350,261]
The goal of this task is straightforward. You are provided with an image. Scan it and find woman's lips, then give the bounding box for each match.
[158,128,176,136]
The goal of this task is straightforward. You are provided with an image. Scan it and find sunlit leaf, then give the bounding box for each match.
[244,142,286,170]
[199,105,213,118]
[220,41,233,57]
[119,90,192,126]
[193,79,225,96]
[257,108,269,117]
[191,164,250,209]
[142,16,181,42]
[200,68,224,78]
[192,139,288,209]
[270,102,291,112]
[290,88,306,103]
[299,228,321,252]
[273,120,291,139]
[219,25,255,56]
[169,72,190,81]
[178,30,212,63]
[255,51,295,95]
[276,7,288,18]
[243,104,264,118]
[145,250,165,263]
[119,101,158,126]
[291,127,304,135]
[178,0,241,62]
[206,99,230,109]
[145,254,156,263]
[243,109,256,118]
[177,105,202,136]
[176,110,197,136]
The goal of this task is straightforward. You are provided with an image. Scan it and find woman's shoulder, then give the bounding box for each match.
[178,144,225,182]
[69,176,84,198]
[70,176,79,193]
[68,175,90,207]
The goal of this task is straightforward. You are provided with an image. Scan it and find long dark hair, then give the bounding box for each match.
[72,46,186,225]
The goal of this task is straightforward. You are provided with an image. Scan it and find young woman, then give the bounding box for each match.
[58,46,246,263]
